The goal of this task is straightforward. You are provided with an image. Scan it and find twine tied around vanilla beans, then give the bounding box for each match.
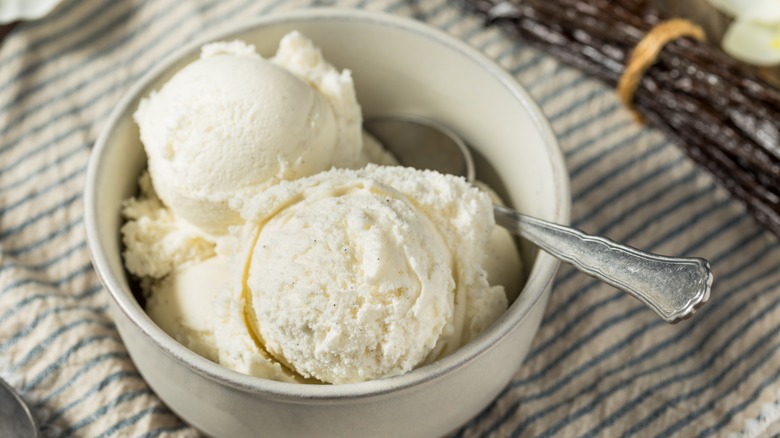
[617,18,706,121]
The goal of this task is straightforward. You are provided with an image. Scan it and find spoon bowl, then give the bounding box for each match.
[0,377,39,438]
[365,115,713,323]
[364,115,475,182]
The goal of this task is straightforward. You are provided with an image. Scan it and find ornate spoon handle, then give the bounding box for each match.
[493,205,713,323]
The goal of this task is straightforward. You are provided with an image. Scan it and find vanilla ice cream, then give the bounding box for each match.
[122,32,523,385]
[135,33,370,235]
[212,165,507,384]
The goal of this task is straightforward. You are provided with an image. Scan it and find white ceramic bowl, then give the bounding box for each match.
[85,9,570,438]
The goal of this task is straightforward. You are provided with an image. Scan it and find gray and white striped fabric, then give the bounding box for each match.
[1,0,778,436]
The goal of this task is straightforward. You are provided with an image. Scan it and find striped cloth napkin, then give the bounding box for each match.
[1,0,778,436]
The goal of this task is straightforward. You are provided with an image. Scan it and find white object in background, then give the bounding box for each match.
[709,0,780,65]
[0,0,62,24]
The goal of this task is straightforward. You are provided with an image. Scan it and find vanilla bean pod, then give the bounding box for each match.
[461,0,780,237]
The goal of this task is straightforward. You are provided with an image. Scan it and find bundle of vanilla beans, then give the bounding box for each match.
[460,0,780,238]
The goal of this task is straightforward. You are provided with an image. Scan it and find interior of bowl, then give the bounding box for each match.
[85,8,570,398]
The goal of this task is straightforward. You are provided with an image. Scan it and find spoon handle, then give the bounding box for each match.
[493,205,713,323]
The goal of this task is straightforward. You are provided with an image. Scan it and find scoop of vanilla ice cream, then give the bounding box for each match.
[227,165,506,384]
[246,181,454,383]
[135,34,365,235]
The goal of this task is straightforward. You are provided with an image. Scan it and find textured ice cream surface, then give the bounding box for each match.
[121,172,215,279]
[227,165,507,384]
[245,180,453,383]
[134,32,366,235]
[214,266,302,383]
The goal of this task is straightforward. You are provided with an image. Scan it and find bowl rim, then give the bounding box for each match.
[84,7,571,402]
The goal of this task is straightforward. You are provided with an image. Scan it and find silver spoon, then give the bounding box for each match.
[0,377,39,438]
[364,115,713,324]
